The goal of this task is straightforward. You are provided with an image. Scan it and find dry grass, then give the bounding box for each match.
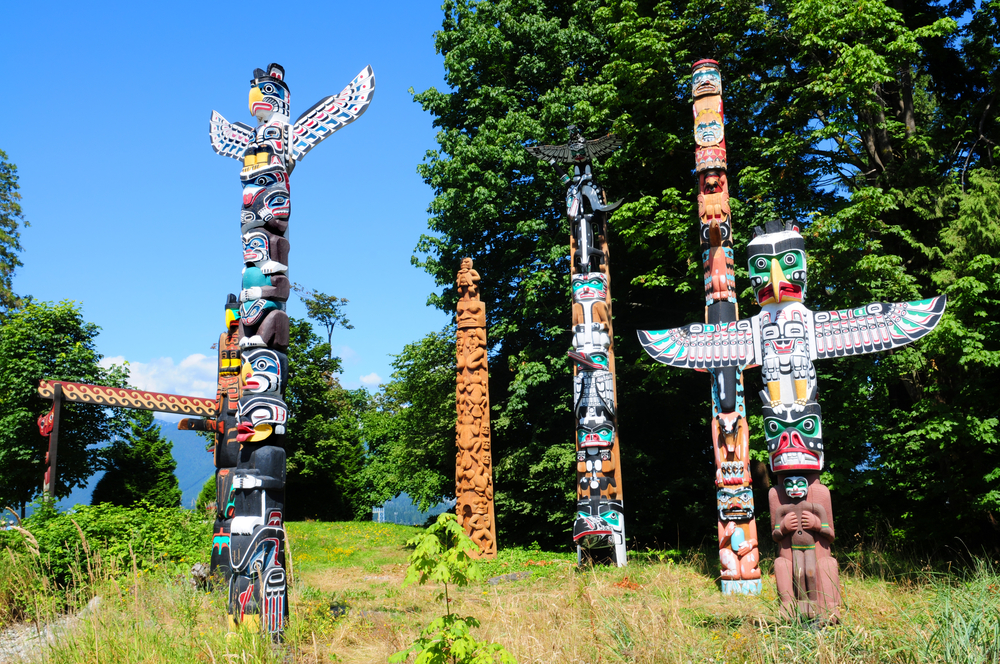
[4,521,999,663]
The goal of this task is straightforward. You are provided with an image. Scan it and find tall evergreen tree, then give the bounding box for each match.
[0,149,27,316]
[92,410,181,508]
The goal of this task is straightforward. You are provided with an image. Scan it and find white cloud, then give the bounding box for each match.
[100,354,217,422]
[359,372,382,386]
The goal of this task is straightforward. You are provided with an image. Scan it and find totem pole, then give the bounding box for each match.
[179,295,242,582]
[527,127,627,566]
[639,223,946,617]
[455,258,497,558]
[693,60,761,593]
[208,63,374,637]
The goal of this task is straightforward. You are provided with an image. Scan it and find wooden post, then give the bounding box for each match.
[47,383,62,501]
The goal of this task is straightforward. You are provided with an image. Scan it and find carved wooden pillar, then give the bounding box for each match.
[455,258,496,558]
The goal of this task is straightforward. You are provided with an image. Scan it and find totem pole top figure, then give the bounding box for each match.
[638,220,946,471]
[526,125,622,166]
[209,62,375,174]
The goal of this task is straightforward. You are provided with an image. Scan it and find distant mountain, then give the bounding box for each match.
[31,418,213,515]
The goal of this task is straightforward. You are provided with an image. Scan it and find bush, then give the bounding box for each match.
[0,501,212,585]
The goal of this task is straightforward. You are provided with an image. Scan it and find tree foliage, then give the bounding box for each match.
[91,409,181,509]
[0,301,127,514]
[283,317,368,520]
[361,327,457,512]
[0,149,27,316]
[401,0,1000,551]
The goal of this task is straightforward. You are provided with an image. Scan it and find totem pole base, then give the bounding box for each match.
[721,579,762,595]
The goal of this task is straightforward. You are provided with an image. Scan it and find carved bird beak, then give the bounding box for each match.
[770,258,786,304]
[248,86,264,113]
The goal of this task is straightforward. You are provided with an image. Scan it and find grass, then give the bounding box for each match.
[4,519,1000,663]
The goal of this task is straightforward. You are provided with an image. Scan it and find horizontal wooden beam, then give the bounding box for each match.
[38,380,216,418]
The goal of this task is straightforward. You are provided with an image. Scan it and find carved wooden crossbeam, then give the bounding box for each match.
[38,380,216,417]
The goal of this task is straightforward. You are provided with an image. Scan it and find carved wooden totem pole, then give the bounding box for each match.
[455,258,497,558]
[180,295,242,581]
[528,127,626,566]
[208,62,374,637]
[696,60,760,594]
[637,61,946,620]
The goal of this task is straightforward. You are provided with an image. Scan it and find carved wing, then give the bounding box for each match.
[584,134,622,161]
[290,65,375,163]
[209,111,254,160]
[811,295,946,359]
[637,319,757,370]
[525,143,574,162]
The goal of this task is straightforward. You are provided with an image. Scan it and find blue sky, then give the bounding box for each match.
[2,1,452,403]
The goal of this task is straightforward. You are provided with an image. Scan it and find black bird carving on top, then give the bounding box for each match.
[526,125,622,164]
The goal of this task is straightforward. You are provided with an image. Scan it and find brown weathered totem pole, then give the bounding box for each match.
[455,258,497,558]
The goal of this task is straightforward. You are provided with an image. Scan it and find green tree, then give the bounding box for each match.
[91,409,181,508]
[292,283,353,361]
[410,0,1000,550]
[361,327,457,511]
[0,301,127,516]
[283,317,368,520]
[0,149,27,316]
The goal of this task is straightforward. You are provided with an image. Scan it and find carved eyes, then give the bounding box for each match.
[766,420,779,433]
[754,257,769,270]
[783,253,797,266]
[801,419,815,432]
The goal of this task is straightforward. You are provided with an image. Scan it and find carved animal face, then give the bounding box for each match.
[249,64,290,122]
[577,421,615,449]
[241,348,287,395]
[236,395,288,443]
[691,61,722,97]
[716,413,742,454]
[717,486,754,521]
[240,166,290,231]
[764,403,824,473]
[748,229,807,305]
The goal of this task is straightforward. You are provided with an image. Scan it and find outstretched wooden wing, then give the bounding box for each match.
[209,111,254,161]
[637,319,757,370]
[811,295,946,360]
[526,143,574,162]
[290,65,375,163]
[584,134,622,161]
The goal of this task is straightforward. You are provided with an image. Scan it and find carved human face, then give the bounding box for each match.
[577,421,614,449]
[747,230,807,305]
[691,61,722,97]
[241,348,287,395]
[764,403,823,473]
[572,274,608,302]
[783,476,809,500]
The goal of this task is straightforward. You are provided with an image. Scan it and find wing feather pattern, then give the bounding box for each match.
[209,111,254,160]
[525,144,574,162]
[291,65,375,162]
[637,319,756,370]
[811,295,946,360]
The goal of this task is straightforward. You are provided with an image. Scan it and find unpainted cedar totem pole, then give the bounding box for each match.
[638,60,946,622]
[207,63,374,638]
[455,258,497,557]
[527,127,627,566]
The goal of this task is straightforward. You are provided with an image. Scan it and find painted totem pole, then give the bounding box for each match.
[208,63,374,637]
[639,188,945,618]
[692,60,761,594]
[527,127,627,566]
[179,295,242,581]
[455,258,497,558]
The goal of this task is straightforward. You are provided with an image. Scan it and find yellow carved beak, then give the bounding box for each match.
[248,86,264,113]
[240,361,251,387]
[770,258,786,304]
[249,423,272,442]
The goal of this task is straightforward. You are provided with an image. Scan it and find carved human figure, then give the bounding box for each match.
[769,474,841,622]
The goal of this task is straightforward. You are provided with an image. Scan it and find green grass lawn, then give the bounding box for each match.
[5,518,1000,663]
